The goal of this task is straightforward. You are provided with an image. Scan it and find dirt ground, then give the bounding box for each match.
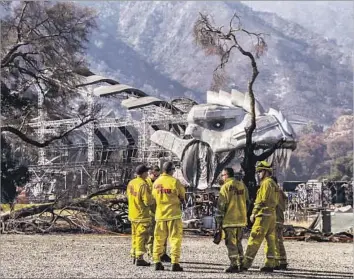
[0,234,353,279]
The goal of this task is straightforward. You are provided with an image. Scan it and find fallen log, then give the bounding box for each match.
[0,203,54,222]
[0,187,129,234]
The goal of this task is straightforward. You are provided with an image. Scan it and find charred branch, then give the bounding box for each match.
[1,117,95,148]
[0,186,129,234]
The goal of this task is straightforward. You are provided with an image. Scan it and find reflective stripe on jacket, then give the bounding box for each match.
[146,177,153,192]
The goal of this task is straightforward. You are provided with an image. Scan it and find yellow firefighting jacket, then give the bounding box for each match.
[127,176,154,222]
[152,173,186,221]
[276,187,287,224]
[245,184,250,204]
[216,178,247,228]
[145,176,156,218]
[146,177,153,191]
[252,176,279,217]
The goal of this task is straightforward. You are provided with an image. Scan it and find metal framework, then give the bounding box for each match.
[285,179,353,222]
[26,75,190,202]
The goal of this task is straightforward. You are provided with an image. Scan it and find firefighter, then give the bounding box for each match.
[241,161,279,272]
[146,166,171,262]
[152,161,185,272]
[215,167,247,273]
[146,165,161,191]
[127,164,154,266]
[271,177,288,270]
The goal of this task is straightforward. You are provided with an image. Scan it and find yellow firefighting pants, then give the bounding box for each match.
[243,214,276,268]
[146,219,167,257]
[224,227,244,267]
[273,223,287,265]
[130,221,150,258]
[153,219,183,264]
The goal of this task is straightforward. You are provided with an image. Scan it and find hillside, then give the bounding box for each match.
[242,1,354,52]
[83,1,353,126]
[285,114,353,181]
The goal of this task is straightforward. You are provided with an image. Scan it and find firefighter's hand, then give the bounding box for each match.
[250,214,255,223]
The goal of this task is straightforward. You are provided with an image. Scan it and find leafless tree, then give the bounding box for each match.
[0,1,98,147]
[194,12,283,222]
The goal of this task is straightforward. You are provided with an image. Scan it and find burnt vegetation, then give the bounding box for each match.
[1,1,98,146]
[1,1,100,206]
[193,12,284,221]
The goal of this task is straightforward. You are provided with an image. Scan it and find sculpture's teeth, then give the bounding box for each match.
[266,153,274,165]
[284,149,290,169]
[285,149,292,169]
[281,148,285,165]
[279,149,284,165]
[281,148,286,168]
[270,150,275,164]
[274,149,292,170]
[276,149,280,164]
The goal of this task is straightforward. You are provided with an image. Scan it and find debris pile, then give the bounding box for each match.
[0,187,130,234]
[283,225,353,243]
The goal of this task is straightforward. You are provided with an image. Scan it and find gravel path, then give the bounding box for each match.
[0,234,352,278]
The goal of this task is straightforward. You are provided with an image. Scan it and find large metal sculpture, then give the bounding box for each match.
[28,72,297,197]
[142,89,297,189]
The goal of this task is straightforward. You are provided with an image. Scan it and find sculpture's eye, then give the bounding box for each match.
[210,120,225,130]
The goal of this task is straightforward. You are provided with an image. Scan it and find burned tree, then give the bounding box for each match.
[0,1,98,202]
[193,13,284,221]
[1,1,98,145]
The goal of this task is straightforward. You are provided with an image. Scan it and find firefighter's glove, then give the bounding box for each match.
[250,214,255,223]
[213,228,222,245]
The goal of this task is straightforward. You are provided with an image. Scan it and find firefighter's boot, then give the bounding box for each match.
[260,266,274,272]
[136,256,150,267]
[239,265,248,272]
[279,263,288,270]
[225,265,239,273]
[172,263,183,272]
[155,262,164,271]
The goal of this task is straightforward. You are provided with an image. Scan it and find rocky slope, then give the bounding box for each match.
[83,1,353,126]
[242,1,354,52]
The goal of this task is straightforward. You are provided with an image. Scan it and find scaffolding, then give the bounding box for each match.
[26,77,190,201]
[285,180,353,223]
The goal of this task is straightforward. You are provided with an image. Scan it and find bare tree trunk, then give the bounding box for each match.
[193,12,282,224]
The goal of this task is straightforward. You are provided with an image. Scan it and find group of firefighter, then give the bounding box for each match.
[127,160,288,273]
